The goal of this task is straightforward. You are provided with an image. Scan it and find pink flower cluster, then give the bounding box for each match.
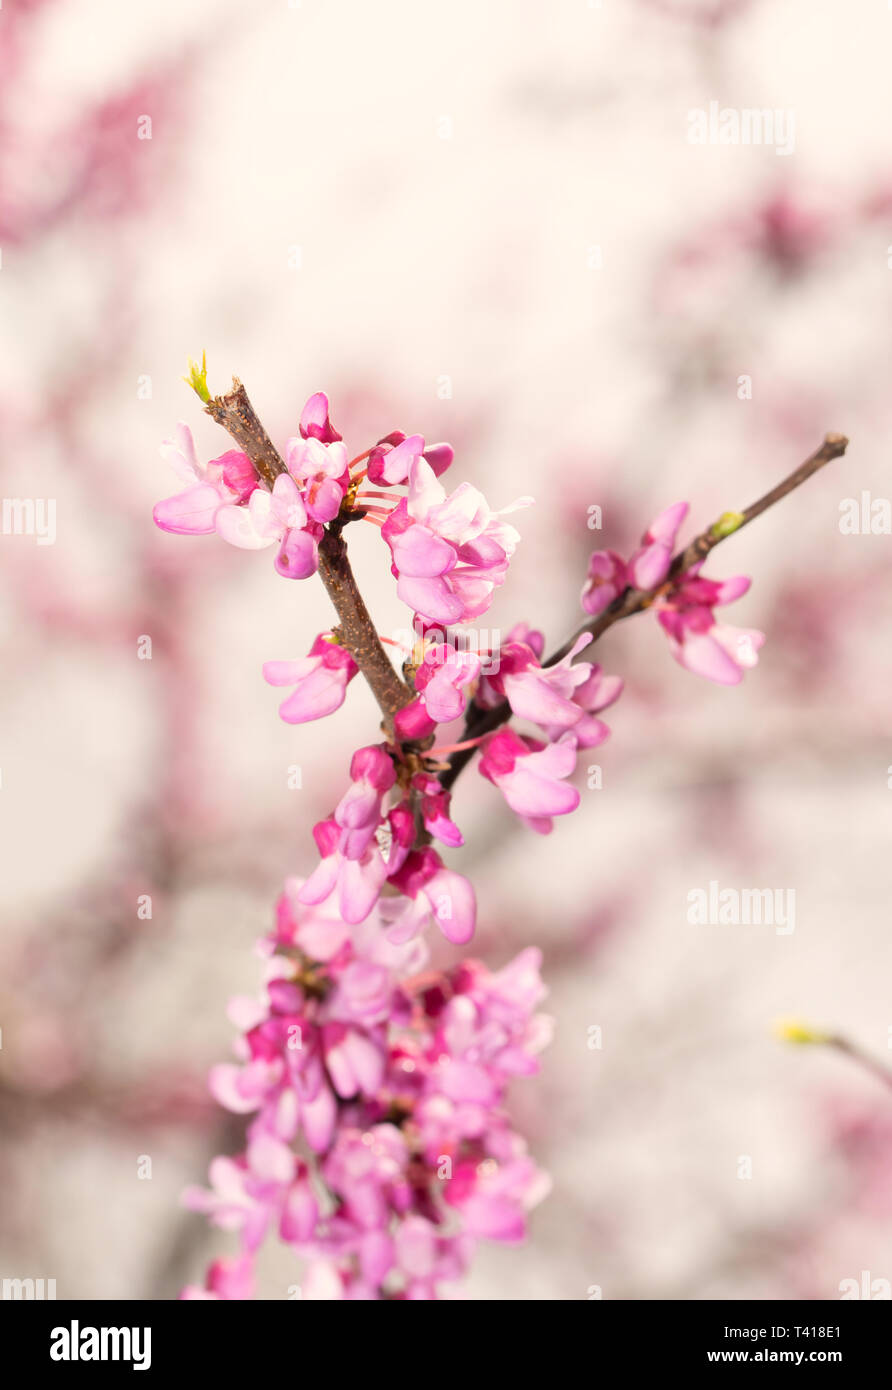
[582,501,764,685]
[381,463,531,626]
[181,882,551,1300]
[153,393,348,580]
[292,744,474,941]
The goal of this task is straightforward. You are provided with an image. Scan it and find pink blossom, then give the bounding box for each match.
[657,569,764,684]
[382,457,531,625]
[367,431,454,486]
[263,635,359,724]
[444,1156,551,1243]
[489,632,623,747]
[499,633,595,731]
[299,819,391,926]
[298,390,342,445]
[413,643,481,723]
[215,471,321,580]
[180,1256,256,1301]
[285,434,350,524]
[153,425,257,535]
[479,728,580,831]
[581,549,627,617]
[628,500,689,590]
[387,847,477,945]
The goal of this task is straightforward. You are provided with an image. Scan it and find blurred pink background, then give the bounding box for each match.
[2,0,892,1299]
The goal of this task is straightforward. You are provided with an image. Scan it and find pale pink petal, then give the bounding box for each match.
[153,483,225,535]
[215,502,278,550]
[390,524,456,578]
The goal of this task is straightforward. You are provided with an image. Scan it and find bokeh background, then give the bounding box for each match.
[2,0,892,1300]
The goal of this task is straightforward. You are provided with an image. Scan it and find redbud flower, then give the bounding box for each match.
[479,633,622,748]
[581,549,627,617]
[215,471,321,576]
[412,773,463,848]
[298,390,342,444]
[387,847,477,945]
[382,457,531,625]
[657,569,765,684]
[413,643,481,723]
[285,434,350,523]
[263,635,359,724]
[628,500,689,589]
[153,425,256,535]
[479,728,580,831]
[367,431,454,485]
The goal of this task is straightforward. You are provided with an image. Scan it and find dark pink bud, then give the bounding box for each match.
[388,803,416,850]
[299,391,342,444]
[349,744,396,791]
[422,442,454,476]
[388,846,441,898]
[478,728,528,783]
[394,697,437,742]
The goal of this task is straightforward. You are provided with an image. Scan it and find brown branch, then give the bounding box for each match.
[316,528,413,724]
[205,377,411,728]
[205,378,287,490]
[441,432,849,789]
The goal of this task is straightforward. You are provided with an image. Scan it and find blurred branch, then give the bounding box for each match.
[442,432,849,788]
[778,1021,892,1095]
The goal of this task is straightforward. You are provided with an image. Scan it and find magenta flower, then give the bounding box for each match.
[657,569,765,684]
[479,728,580,831]
[285,434,350,524]
[333,745,397,860]
[580,548,627,617]
[444,1156,551,1243]
[413,643,481,723]
[499,633,595,731]
[628,500,689,590]
[298,390,342,444]
[412,773,464,848]
[215,471,321,578]
[367,431,454,486]
[565,662,624,747]
[153,424,256,535]
[263,635,359,724]
[382,457,531,625]
[154,395,351,579]
[387,847,477,945]
[180,1255,256,1301]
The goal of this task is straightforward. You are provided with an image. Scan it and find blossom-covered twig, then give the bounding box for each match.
[441,432,849,790]
[153,364,849,1299]
[204,376,412,727]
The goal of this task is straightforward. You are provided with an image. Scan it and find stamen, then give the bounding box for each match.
[427,736,485,758]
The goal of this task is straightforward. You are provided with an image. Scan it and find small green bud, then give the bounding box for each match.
[711,510,745,539]
[183,351,211,403]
